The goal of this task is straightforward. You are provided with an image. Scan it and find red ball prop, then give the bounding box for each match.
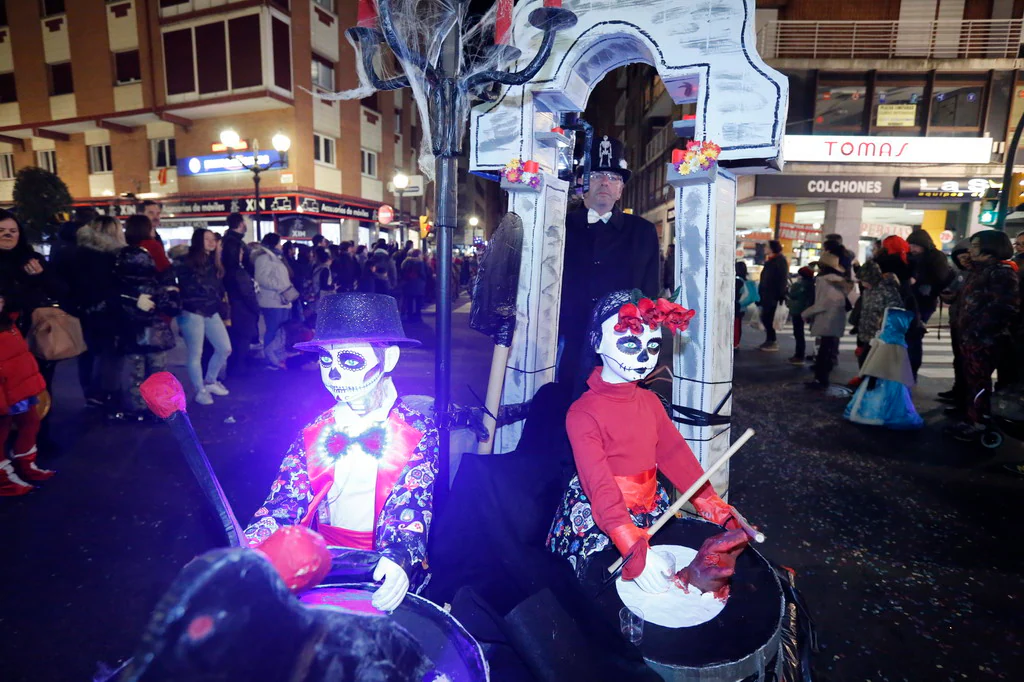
[140,371,187,419]
[256,526,332,593]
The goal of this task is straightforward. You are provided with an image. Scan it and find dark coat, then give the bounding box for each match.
[758,253,789,305]
[558,206,661,377]
[909,248,952,316]
[175,258,225,317]
[66,226,123,347]
[0,247,65,337]
[221,229,252,280]
[400,257,428,297]
[114,246,179,354]
[956,260,1020,350]
[227,267,260,341]
[331,252,360,293]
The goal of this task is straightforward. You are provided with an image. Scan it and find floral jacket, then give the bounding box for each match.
[955,261,1020,350]
[244,399,439,589]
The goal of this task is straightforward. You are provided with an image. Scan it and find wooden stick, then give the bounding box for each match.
[608,428,755,574]
[477,344,512,454]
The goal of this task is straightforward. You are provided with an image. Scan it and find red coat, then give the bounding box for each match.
[0,325,46,414]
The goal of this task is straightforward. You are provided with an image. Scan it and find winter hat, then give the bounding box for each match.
[881,236,910,264]
[950,239,971,270]
[797,266,814,278]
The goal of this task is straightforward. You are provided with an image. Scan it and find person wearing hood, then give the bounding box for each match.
[875,235,927,379]
[251,233,295,370]
[68,216,126,410]
[947,230,1019,440]
[906,230,952,324]
[801,252,853,389]
[936,240,973,415]
[855,260,903,367]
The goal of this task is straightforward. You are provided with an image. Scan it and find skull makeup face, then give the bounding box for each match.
[318,342,400,404]
[596,314,662,383]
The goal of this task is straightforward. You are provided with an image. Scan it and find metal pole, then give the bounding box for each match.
[253,170,262,241]
[997,107,1024,230]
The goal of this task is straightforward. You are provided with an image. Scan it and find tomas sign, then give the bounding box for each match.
[783,135,991,164]
[178,150,287,177]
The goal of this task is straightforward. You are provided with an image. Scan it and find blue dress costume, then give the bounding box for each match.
[844,307,923,429]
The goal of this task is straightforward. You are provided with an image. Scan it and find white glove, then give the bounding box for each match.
[136,293,155,312]
[632,548,672,594]
[372,556,409,612]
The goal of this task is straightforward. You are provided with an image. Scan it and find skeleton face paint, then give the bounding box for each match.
[596,314,662,383]
[318,342,387,402]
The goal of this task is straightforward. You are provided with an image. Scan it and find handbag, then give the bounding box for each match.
[773,302,789,331]
[280,285,300,305]
[28,306,88,361]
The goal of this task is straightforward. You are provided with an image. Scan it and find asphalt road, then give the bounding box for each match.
[2,309,1022,682]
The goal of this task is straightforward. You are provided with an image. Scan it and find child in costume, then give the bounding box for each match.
[547,290,747,593]
[244,293,438,612]
[0,294,54,496]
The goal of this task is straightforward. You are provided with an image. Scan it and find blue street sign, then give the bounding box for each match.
[177,150,286,176]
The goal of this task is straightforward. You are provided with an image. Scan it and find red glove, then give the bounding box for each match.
[692,493,742,530]
[609,524,649,580]
[673,528,749,600]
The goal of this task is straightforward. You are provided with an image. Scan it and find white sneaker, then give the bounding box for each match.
[195,390,214,405]
[205,381,229,396]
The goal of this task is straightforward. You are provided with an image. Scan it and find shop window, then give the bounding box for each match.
[930,84,984,129]
[361,149,377,177]
[0,72,15,103]
[313,134,336,166]
[873,82,925,129]
[163,28,195,95]
[36,150,57,175]
[272,17,291,91]
[228,15,262,89]
[49,62,73,96]
[41,0,64,16]
[813,83,867,131]
[0,153,15,180]
[114,50,141,85]
[151,138,176,169]
[311,54,335,91]
[88,144,113,174]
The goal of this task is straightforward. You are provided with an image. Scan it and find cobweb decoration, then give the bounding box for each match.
[305,0,523,180]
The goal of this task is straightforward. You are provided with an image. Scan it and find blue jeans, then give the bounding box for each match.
[261,307,290,364]
[178,311,231,393]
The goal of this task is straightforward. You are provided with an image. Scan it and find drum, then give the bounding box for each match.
[300,583,490,681]
[582,517,784,682]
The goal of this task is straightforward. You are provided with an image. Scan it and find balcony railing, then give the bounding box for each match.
[757,19,1024,60]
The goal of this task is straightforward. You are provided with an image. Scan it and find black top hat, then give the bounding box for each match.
[578,134,631,183]
[294,293,420,351]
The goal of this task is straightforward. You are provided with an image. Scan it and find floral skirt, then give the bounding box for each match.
[546,474,670,579]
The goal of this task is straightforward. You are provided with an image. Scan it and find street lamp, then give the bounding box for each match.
[468,215,479,246]
[393,172,409,244]
[220,129,291,240]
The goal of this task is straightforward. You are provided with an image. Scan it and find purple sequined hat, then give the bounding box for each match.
[293,292,420,351]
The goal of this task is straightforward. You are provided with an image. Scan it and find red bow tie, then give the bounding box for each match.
[324,426,387,459]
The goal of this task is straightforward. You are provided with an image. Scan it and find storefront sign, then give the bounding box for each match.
[756,174,893,199]
[894,177,996,200]
[783,135,991,164]
[89,194,380,221]
[876,104,917,127]
[177,150,287,177]
[861,223,913,239]
[778,222,821,243]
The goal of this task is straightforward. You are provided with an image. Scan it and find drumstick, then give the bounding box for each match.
[607,428,755,575]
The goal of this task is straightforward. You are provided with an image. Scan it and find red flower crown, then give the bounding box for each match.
[614,290,695,336]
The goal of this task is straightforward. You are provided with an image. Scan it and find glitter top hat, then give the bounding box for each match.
[293,293,421,351]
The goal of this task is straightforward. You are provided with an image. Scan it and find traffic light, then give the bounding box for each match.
[419,215,431,238]
[1010,173,1024,211]
[979,199,999,226]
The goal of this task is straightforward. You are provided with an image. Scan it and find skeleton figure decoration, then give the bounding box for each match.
[598,135,613,167]
[547,290,749,596]
[245,293,439,612]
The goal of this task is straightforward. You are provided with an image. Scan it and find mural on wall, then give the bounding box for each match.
[470,0,789,495]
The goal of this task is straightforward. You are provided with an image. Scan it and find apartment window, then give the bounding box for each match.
[313,134,336,166]
[813,81,867,131]
[0,153,15,180]
[312,0,334,11]
[196,22,229,94]
[49,63,74,96]
[362,92,379,112]
[361,149,377,177]
[159,0,189,7]
[88,144,113,173]
[0,3,8,27]
[930,76,985,130]
[0,72,15,103]
[114,50,141,85]
[41,0,64,16]
[228,15,262,89]
[36,150,57,175]
[270,0,289,9]
[311,54,335,91]
[151,138,176,169]
[272,17,291,90]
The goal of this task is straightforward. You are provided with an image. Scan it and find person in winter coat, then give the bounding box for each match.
[734,261,749,349]
[367,248,397,296]
[221,214,258,377]
[906,229,952,325]
[946,230,1020,441]
[311,247,335,302]
[757,240,788,351]
[400,249,428,322]
[855,260,904,367]
[332,241,361,293]
[0,292,54,496]
[936,240,973,415]
[174,229,232,405]
[251,233,294,370]
[786,266,816,364]
[112,215,180,422]
[69,216,126,410]
[801,252,853,389]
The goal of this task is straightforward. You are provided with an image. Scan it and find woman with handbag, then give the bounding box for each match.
[111,215,180,422]
[251,233,296,370]
[174,229,232,405]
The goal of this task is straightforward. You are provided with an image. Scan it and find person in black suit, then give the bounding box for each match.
[557,135,661,383]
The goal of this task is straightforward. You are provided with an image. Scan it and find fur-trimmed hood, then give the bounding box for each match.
[76,225,125,253]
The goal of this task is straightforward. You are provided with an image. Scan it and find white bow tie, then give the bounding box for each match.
[588,209,613,224]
